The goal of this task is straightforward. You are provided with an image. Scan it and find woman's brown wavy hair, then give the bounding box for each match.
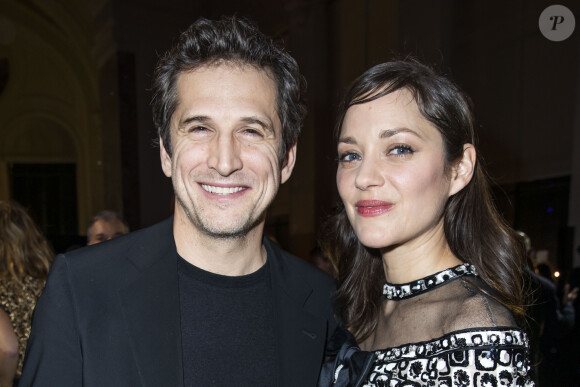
[321,59,527,342]
[0,201,53,283]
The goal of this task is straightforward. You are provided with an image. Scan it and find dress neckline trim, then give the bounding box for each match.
[372,327,528,361]
[382,263,477,300]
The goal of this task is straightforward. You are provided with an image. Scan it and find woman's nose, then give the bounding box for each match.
[354,158,384,190]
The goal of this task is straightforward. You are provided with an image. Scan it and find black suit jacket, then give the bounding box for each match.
[20,218,337,386]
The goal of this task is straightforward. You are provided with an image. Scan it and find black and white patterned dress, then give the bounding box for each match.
[321,264,535,387]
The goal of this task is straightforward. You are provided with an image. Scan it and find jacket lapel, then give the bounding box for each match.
[118,218,183,387]
[266,239,328,386]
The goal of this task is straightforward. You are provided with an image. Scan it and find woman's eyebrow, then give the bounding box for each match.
[338,136,357,145]
[379,127,424,140]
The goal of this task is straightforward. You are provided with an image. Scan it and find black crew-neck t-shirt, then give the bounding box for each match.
[178,255,277,386]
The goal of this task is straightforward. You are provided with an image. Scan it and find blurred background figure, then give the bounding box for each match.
[0,201,53,386]
[86,210,129,246]
[516,230,577,386]
[535,262,556,284]
[559,266,580,383]
[309,245,336,279]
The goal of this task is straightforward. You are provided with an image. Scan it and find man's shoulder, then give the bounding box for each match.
[264,238,335,290]
[60,217,174,275]
[264,238,338,336]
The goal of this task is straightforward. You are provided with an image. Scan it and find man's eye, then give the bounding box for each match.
[389,145,414,156]
[338,152,361,163]
[189,125,209,133]
[243,128,263,137]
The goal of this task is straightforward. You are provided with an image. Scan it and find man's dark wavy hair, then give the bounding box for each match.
[151,16,307,165]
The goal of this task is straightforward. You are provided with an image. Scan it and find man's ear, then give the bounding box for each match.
[449,143,476,196]
[159,137,172,178]
[280,143,297,184]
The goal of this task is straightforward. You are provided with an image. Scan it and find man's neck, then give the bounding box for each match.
[172,215,267,277]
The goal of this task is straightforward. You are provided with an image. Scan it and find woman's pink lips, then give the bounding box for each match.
[355,200,394,217]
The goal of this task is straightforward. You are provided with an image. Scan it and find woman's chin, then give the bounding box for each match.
[355,234,392,250]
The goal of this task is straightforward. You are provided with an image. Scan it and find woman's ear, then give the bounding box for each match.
[449,144,476,196]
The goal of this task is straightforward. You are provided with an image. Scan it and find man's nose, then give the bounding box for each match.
[207,134,243,176]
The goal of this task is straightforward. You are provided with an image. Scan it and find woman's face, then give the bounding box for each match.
[337,89,459,251]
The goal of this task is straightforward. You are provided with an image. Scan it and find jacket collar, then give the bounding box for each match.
[265,238,329,386]
[119,217,183,387]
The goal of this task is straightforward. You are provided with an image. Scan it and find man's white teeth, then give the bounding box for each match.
[201,184,244,195]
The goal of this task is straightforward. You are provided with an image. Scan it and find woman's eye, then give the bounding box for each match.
[338,152,361,163]
[389,145,414,156]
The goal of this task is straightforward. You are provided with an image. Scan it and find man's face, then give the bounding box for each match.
[87,219,127,245]
[160,63,296,239]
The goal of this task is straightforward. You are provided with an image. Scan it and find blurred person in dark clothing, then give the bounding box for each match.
[558,266,580,385]
[536,262,555,283]
[86,210,129,245]
[516,231,577,386]
[310,246,336,279]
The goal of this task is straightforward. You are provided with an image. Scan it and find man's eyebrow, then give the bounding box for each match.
[177,115,275,134]
[240,116,275,134]
[177,115,210,130]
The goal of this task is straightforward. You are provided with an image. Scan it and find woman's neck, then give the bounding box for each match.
[381,229,462,284]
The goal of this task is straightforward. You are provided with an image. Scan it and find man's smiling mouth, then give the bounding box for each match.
[201,184,246,195]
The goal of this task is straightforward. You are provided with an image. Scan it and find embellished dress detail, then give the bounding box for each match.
[366,327,531,386]
[0,275,46,378]
[382,263,478,300]
[321,264,534,387]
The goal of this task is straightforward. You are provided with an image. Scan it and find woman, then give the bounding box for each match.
[0,201,52,385]
[319,60,534,386]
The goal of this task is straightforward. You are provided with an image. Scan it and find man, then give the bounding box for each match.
[86,210,129,245]
[20,16,337,386]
